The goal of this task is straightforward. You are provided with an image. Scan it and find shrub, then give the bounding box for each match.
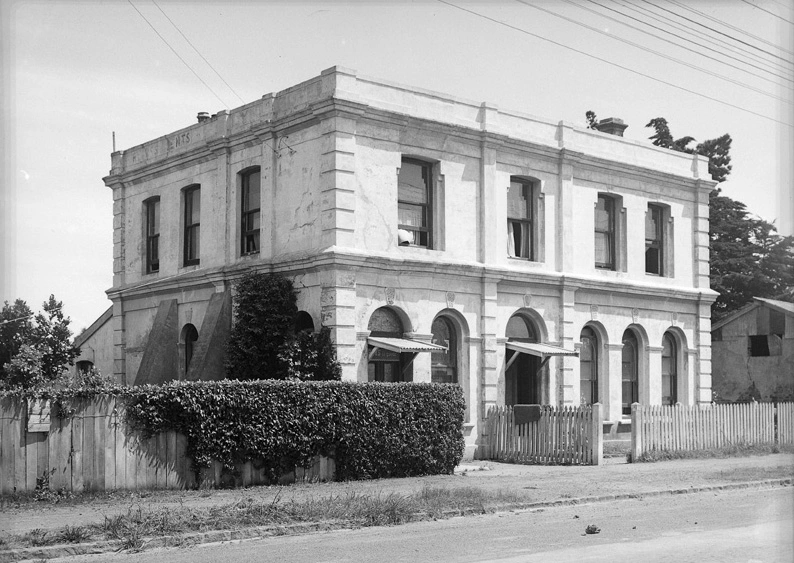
[225,272,341,381]
[125,380,465,482]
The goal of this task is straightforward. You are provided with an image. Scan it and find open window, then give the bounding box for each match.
[507,178,535,260]
[398,158,433,248]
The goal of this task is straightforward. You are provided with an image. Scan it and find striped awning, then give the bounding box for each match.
[367,337,446,354]
[506,341,578,358]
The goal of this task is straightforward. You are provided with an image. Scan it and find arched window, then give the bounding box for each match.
[76,360,94,375]
[431,317,457,384]
[505,314,540,405]
[580,327,598,406]
[622,329,639,415]
[367,308,407,382]
[662,333,677,406]
[182,324,199,376]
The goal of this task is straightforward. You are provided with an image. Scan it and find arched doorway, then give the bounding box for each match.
[622,329,639,415]
[662,332,677,406]
[431,316,457,384]
[505,314,540,405]
[580,326,599,406]
[367,307,409,382]
[182,324,198,377]
[294,311,315,333]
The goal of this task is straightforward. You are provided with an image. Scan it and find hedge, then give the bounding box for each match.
[124,380,466,482]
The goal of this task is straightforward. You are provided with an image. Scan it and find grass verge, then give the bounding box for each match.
[0,485,525,552]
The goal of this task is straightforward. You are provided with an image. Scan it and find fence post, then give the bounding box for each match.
[591,403,603,465]
[630,402,641,462]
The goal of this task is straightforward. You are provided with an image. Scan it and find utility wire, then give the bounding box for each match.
[620,0,793,77]
[570,0,793,87]
[435,0,792,127]
[739,0,794,25]
[127,0,231,108]
[517,0,792,103]
[654,0,794,60]
[151,0,246,105]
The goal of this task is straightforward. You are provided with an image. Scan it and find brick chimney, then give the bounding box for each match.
[197,112,210,123]
[594,117,628,137]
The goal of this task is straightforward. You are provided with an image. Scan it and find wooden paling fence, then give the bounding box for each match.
[482,404,603,465]
[0,397,333,494]
[630,402,794,461]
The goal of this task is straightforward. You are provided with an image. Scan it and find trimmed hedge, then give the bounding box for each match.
[124,380,465,482]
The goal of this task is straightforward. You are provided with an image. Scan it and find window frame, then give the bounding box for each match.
[431,316,457,384]
[594,195,616,270]
[240,168,261,255]
[398,157,433,249]
[579,327,599,406]
[661,333,677,406]
[183,185,201,267]
[507,178,535,260]
[144,197,160,274]
[645,204,664,275]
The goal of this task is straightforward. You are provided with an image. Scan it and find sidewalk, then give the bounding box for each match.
[2,454,792,537]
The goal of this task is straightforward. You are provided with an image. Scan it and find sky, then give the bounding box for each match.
[1,0,792,334]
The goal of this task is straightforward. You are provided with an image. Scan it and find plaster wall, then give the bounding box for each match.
[712,307,794,402]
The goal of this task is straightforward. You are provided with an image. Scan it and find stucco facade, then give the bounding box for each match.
[712,298,794,402]
[102,67,717,457]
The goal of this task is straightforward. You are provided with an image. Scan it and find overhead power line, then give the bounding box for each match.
[655,0,794,60]
[620,0,793,78]
[151,0,246,105]
[576,0,793,85]
[127,0,231,109]
[435,0,792,128]
[739,0,794,25]
[517,0,793,103]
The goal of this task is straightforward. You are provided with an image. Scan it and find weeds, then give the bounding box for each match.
[58,525,91,544]
[633,443,794,463]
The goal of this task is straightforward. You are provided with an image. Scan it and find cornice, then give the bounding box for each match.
[108,247,716,305]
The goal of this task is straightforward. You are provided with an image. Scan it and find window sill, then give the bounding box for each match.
[507,256,540,264]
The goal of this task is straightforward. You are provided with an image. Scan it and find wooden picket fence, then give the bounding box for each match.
[481,404,603,465]
[630,402,794,461]
[0,396,333,494]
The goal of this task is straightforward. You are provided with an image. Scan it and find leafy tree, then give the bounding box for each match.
[0,299,34,374]
[225,272,342,381]
[226,272,298,380]
[0,295,80,390]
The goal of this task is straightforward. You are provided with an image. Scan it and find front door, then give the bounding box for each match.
[506,352,541,405]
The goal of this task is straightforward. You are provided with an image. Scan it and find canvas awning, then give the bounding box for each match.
[367,337,446,359]
[504,341,578,372]
[505,341,579,358]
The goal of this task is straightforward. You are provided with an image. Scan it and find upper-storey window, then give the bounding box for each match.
[507,179,534,260]
[646,205,663,275]
[595,195,615,270]
[398,158,432,248]
[145,197,160,274]
[241,168,261,255]
[183,185,201,266]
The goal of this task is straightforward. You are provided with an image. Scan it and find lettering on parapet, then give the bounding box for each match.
[168,132,192,151]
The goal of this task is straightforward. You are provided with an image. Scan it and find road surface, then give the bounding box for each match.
[54,486,793,562]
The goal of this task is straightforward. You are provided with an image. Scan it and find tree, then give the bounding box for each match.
[0,295,80,390]
[225,272,298,380]
[225,272,343,381]
[0,299,34,375]
[644,117,790,318]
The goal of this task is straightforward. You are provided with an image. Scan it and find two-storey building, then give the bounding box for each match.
[98,67,717,457]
